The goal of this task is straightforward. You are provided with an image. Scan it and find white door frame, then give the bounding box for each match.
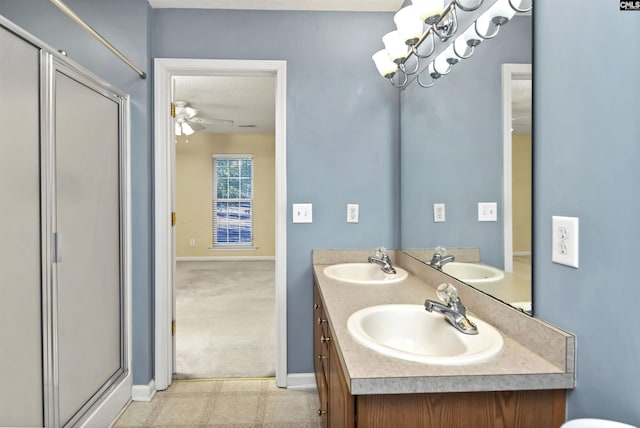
[502,63,532,273]
[154,58,287,390]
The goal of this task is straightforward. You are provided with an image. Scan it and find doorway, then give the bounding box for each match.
[173,74,277,378]
[154,59,287,390]
[502,63,532,275]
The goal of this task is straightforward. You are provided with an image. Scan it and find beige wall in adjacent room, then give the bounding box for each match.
[176,133,275,258]
[512,133,532,253]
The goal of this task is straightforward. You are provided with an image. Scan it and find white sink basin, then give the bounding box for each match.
[323,263,408,285]
[441,262,504,284]
[347,304,503,365]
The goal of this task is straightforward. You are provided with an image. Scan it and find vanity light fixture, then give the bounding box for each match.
[475,0,521,39]
[373,0,532,89]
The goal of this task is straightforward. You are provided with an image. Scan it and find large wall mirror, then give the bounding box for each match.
[399,14,532,313]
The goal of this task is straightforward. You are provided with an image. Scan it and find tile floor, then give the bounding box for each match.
[113,378,321,428]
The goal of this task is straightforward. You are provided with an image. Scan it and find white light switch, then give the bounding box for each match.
[552,216,579,268]
[433,203,445,222]
[347,204,359,223]
[478,202,498,222]
[292,203,312,223]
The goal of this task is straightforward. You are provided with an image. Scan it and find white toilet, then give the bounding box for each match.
[562,419,637,428]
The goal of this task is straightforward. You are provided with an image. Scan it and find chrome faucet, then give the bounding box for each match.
[424,283,478,335]
[430,246,454,269]
[368,247,397,274]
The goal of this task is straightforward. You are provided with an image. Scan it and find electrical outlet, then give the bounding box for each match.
[347,204,359,223]
[292,203,312,223]
[478,202,498,222]
[552,216,579,268]
[433,203,446,222]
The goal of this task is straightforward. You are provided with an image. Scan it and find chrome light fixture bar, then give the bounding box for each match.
[373,0,532,89]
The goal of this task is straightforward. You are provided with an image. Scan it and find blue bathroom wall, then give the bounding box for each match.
[400,17,531,268]
[151,9,400,374]
[0,0,154,385]
[535,0,640,424]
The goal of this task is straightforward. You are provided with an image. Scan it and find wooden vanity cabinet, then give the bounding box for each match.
[312,281,566,428]
[313,283,355,427]
[313,285,329,426]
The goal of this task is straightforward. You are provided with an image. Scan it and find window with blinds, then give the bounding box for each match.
[212,154,254,248]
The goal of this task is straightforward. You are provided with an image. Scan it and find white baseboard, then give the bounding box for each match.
[286,373,316,391]
[80,372,131,428]
[176,256,276,261]
[131,379,156,402]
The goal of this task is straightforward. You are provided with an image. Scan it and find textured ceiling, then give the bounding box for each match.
[173,75,276,134]
[148,0,403,11]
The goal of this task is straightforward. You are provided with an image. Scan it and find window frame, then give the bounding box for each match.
[211,153,256,250]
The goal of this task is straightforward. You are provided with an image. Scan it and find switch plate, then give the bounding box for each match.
[433,203,446,222]
[347,204,359,223]
[478,202,498,222]
[292,203,312,223]
[552,216,579,268]
[189,238,196,247]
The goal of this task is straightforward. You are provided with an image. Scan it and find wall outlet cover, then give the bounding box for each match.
[552,216,579,268]
[433,203,446,222]
[347,203,359,223]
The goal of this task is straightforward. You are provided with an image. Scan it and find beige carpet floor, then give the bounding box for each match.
[174,260,276,379]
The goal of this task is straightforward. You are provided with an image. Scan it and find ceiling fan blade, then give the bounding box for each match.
[187,121,205,131]
[192,116,234,125]
[183,106,198,119]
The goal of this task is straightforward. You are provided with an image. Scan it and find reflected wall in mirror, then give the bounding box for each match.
[399,15,532,313]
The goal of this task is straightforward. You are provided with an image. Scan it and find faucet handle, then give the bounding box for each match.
[375,246,388,258]
[434,245,448,256]
[436,283,458,304]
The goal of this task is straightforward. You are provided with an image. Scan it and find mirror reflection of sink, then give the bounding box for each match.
[347,304,503,365]
[323,263,408,285]
[441,262,505,284]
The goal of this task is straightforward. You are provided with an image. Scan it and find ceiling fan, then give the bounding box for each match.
[174,100,234,136]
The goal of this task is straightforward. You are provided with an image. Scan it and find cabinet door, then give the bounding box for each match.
[54,69,124,427]
[313,284,328,427]
[0,25,43,428]
[328,327,355,428]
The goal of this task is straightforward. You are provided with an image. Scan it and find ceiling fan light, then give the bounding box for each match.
[181,122,195,136]
[175,121,182,136]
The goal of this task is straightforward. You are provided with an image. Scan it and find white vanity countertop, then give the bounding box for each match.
[312,250,575,395]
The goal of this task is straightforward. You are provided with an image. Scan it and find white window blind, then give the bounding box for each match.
[212,154,254,248]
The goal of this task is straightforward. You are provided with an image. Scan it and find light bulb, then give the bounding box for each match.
[433,51,451,74]
[182,122,195,136]
[476,0,518,36]
[382,31,409,62]
[372,49,398,78]
[411,0,444,25]
[394,6,424,46]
